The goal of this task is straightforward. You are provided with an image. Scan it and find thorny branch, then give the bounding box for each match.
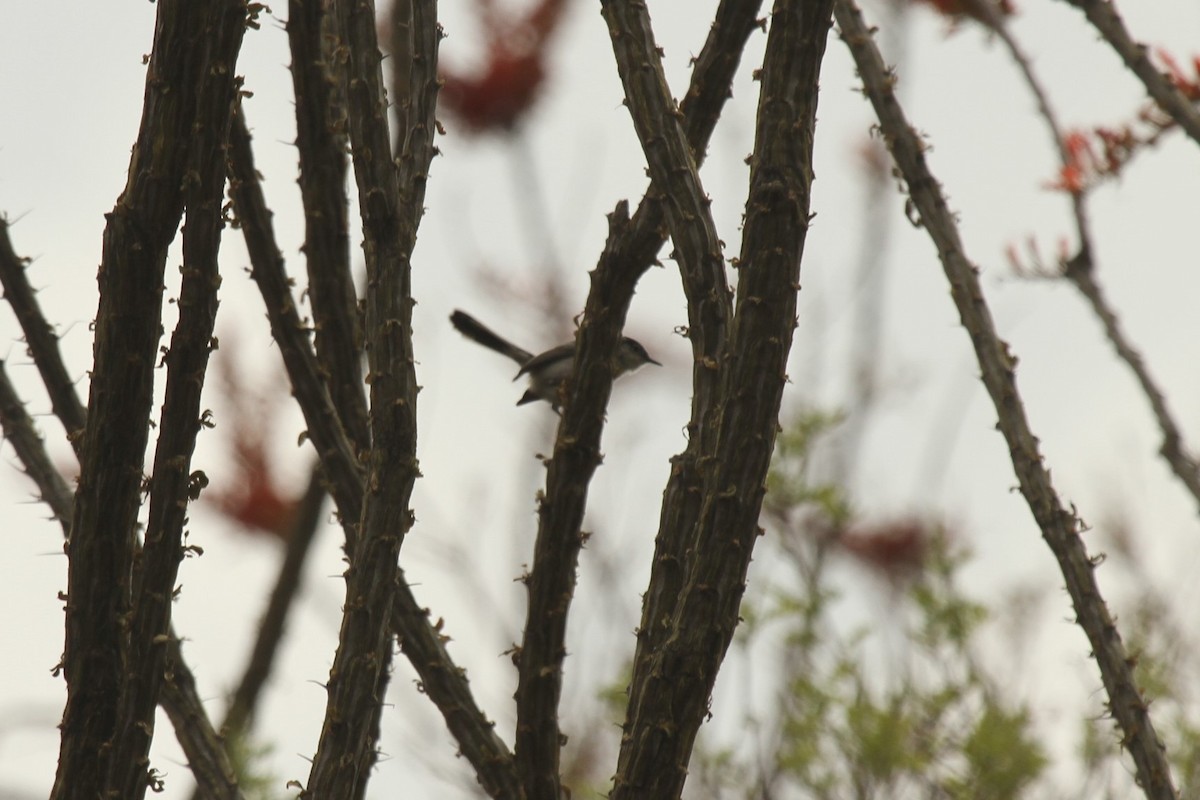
[969,0,1200,515]
[228,101,519,798]
[0,219,87,446]
[288,0,370,451]
[511,1,765,797]
[612,0,832,796]
[1063,258,1200,513]
[301,0,435,791]
[0,361,74,530]
[107,12,239,792]
[835,2,1177,797]
[594,0,765,754]
[53,1,247,796]
[507,4,768,797]
[0,228,244,800]
[1061,0,1200,146]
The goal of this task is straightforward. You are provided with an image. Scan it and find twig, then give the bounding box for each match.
[0,219,87,447]
[1061,0,1200,147]
[973,0,1200,517]
[961,0,1098,276]
[224,469,327,733]
[1065,259,1200,512]
[0,360,74,530]
[834,2,1177,797]
[612,1,832,795]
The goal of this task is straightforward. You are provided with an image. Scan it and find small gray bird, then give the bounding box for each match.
[449,310,660,409]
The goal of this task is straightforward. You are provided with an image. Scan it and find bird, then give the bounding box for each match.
[449,309,660,410]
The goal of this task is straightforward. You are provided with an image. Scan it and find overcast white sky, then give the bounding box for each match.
[2,1,1200,797]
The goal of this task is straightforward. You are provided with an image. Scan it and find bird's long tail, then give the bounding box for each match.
[449,310,534,365]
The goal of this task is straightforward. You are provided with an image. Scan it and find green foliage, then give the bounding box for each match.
[764,408,852,526]
[693,409,1050,799]
[697,410,1200,798]
[761,538,1047,799]
[224,731,283,800]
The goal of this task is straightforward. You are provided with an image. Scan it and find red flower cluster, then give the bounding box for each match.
[1045,49,1200,195]
[1044,129,1134,195]
[440,0,568,133]
[1160,49,1200,101]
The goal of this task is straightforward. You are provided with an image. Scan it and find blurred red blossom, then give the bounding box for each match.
[438,0,569,133]
[909,0,1015,27]
[836,518,933,583]
[211,427,299,541]
[204,344,302,541]
[1005,234,1071,277]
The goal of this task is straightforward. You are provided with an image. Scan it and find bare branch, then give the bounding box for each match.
[598,0,731,382]
[222,468,326,738]
[53,1,247,795]
[4,96,245,800]
[391,584,521,798]
[977,1,1200,519]
[613,1,833,795]
[1064,260,1200,512]
[1,328,245,800]
[973,4,1200,515]
[288,0,370,450]
[229,99,517,799]
[1061,0,1200,147]
[160,639,247,800]
[228,104,366,525]
[0,360,74,531]
[1,355,245,798]
[593,0,766,752]
[508,5,765,794]
[965,0,1099,275]
[109,20,241,795]
[508,3,763,795]
[834,2,1178,797]
[512,202,633,799]
[0,219,86,448]
[587,0,765,296]
[304,0,437,793]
